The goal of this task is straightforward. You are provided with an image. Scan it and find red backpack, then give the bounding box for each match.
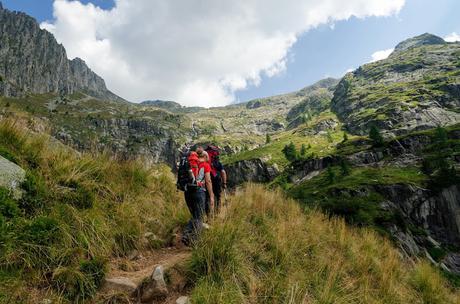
[188,151,199,178]
[205,145,220,177]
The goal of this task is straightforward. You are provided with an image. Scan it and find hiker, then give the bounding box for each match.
[177,146,214,245]
[196,148,215,215]
[205,145,227,214]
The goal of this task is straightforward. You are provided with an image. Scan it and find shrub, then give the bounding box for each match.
[282,142,297,162]
[80,257,107,290]
[300,143,307,156]
[19,171,48,214]
[0,188,20,219]
[326,166,336,184]
[323,197,383,226]
[20,216,61,246]
[339,158,351,176]
[429,165,459,192]
[369,125,384,147]
[433,126,448,147]
[60,180,95,209]
[52,266,97,301]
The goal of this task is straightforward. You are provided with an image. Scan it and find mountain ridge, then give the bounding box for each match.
[0,4,124,102]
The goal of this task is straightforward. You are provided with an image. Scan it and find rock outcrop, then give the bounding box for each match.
[393,33,446,54]
[225,159,279,188]
[0,5,123,101]
[331,34,460,136]
[55,115,187,168]
[0,155,25,199]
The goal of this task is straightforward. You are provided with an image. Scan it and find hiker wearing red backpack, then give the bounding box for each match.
[177,146,213,246]
[205,145,227,214]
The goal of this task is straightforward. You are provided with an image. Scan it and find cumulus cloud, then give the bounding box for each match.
[369,48,394,62]
[42,0,405,106]
[444,32,460,42]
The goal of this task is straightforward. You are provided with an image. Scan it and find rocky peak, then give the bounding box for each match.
[0,4,123,101]
[393,33,445,54]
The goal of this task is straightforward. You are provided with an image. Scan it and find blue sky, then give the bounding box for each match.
[2,0,460,104]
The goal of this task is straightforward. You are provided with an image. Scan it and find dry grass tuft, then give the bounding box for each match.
[190,184,459,303]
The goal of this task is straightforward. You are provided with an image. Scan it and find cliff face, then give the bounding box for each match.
[0,5,123,101]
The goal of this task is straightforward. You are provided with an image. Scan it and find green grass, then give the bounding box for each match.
[0,118,188,303]
[333,43,460,133]
[222,112,350,168]
[284,166,427,227]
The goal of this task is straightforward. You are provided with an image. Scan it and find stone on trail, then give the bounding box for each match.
[0,155,25,199]
[102,277,137,294]
[176,296,191,304]
[152,265,167,289]
[138,265,168,302]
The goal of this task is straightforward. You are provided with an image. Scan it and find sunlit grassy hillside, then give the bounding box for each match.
[0,116,458,304]
[190,184,459,304]
[0,118,188,303]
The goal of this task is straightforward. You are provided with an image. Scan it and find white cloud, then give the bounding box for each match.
[444,32,460,42]
[42,0,405,107]
[369,48,394,62]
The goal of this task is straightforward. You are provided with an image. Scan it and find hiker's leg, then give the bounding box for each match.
[182,191,202,245]
[211,179,221,213]
[184,190,194,215]
[196,191,207,221]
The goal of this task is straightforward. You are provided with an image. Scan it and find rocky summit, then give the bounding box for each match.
[332,34,460,136]
[0,4,123,101]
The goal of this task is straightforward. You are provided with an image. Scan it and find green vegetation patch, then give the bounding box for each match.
[0,118,188,302]
[222,112,348,168]
[287,166,427,226]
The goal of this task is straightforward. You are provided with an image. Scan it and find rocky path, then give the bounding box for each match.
[97,245,193,304]
[97,201,233,303]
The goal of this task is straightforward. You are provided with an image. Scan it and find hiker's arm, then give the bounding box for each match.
[221,169,227,188]
[205,172,215,207]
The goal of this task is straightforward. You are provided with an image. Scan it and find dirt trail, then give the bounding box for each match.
[108,247,192,286]
[100,202,233,303]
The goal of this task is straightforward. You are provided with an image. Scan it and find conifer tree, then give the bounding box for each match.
[282,142,298,162]
[369,126,384,147]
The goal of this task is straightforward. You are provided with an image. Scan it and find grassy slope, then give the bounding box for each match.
[332,44,460,131]
[0,117,458,303]
[0,93,191,149]
[222,112,351,168]
[0,118,188,303]
[190,184,459,303]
